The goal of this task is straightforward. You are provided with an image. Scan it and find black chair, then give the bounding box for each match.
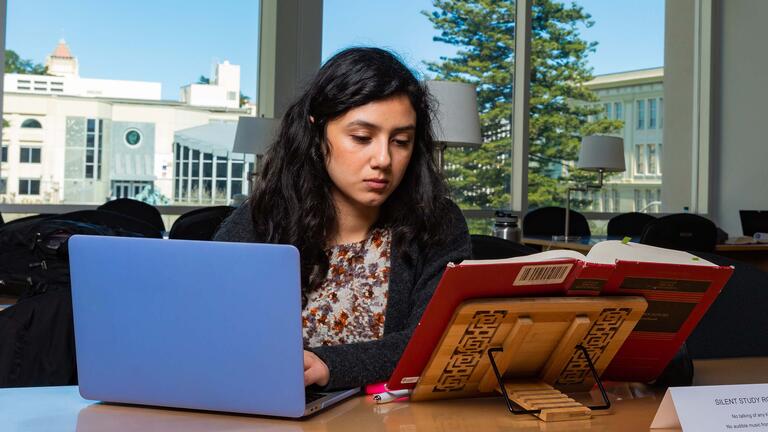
[607,212,656,238]
[640,213,717,253]
[522,206,591,237]
[470,234,537,260]
[99,198,165,234]
[169,206,235,241]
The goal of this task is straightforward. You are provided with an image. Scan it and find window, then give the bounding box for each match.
[657,144,663,173]
[634,189,641,211]
[635,144,646,174]
[1,145,7,163]
[645,189,653,209]
[647,144,657,174]
[636,100,645,129]
[603,102,612,119]
[0,178,6,194]
[18,179,41,195]
[659,97,664,129]
[85,119,104,179]
[21,119,42,129]
[227,91,237,101]
[612,189,620,212]
[614,102,623,121]
[649,98,658,129]
[20,147,42,163]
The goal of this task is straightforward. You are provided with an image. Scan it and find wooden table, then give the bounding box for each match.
[0,385,668,432]
[1,359,765,431]
[523,236,768,272]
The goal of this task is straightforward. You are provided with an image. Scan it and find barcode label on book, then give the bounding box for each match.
[513,263,573,286]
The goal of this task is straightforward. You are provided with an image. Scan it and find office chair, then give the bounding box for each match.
[607,212,656,238]
[470,234,537,260]
[522,206,591,237]
[99,198,165,234]
[169,206,235,240]
[639,213,717,253]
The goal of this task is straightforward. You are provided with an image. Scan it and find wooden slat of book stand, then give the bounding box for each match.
[411,296,647,422]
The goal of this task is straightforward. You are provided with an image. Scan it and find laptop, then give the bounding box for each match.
[739,210,768,236]
[68,236,358,418]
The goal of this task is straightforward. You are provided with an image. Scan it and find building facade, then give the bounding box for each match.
[582,67,664,213]
[1,41,255,205]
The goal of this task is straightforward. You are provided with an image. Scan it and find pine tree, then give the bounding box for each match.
[425,0,621,210]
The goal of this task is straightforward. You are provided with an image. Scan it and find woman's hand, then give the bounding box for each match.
[303,350,330,387]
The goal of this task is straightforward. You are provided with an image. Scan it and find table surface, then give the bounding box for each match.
[1,358,766,432]
[0,384,671,432]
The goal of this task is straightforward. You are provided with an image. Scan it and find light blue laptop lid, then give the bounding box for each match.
[69,236,306,417]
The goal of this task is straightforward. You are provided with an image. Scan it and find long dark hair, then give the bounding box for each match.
[250,47,450,291]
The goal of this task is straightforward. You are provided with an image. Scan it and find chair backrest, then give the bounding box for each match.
[470,234,537,260]
[522,206,591,237]
[607,212,656,237]
[169,206,235,240]
[639,213,717,252]
[98,198,165,233]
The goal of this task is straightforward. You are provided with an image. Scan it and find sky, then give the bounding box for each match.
[6,0,664,101]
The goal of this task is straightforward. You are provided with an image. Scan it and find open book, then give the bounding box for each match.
[387,241,734,390]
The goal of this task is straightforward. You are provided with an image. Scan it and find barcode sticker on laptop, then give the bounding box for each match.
[513,263,573,286]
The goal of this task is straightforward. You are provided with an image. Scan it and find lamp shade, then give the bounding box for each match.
[426,80,483,148]
[577,135,626,172]
[232,116,281,155]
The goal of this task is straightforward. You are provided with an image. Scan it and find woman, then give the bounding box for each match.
[214,47,471,390]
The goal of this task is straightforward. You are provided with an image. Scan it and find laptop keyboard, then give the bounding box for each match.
[305,390,328,404]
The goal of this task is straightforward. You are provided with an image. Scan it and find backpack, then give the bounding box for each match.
[0,218,127,298]
[0,216,146,387]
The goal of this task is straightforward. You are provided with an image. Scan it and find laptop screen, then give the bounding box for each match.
[739,210,768,236]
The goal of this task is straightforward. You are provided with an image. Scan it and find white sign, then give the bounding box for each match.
[651,384,768,431]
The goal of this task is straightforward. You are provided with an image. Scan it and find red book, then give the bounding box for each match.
[386,241,733,390]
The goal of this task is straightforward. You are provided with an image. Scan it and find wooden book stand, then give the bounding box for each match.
[411,296,648,422]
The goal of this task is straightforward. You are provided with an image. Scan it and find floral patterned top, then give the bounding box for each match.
[302,228,391,347]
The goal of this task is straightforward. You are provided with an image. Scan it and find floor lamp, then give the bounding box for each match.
[563,135,626,240]
[232,116,281,193]
[425,80,483,169]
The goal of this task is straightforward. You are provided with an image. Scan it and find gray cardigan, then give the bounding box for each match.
[213,201,472,390]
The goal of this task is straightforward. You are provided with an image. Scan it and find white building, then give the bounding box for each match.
[583,67,664,213]
[1,41,255,205]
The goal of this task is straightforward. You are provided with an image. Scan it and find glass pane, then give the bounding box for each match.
[85,165,94,178]
[86,134,95,148]
[527,1,664,215]
[32,148,41,163]
[216,161,228,179]
[203,161,213,178]
[20,147,29,162]
[191,161,200,177]
[231,161,244,178]
[230,180,242,197]
[87,119,95,133]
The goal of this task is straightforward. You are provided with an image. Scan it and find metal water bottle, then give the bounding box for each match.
[491,211,521,242]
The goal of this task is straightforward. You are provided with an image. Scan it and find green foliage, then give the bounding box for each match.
[425,0,621,210]
[4,50,47,75]
[197,75,211,84]
[239,92,251,108]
